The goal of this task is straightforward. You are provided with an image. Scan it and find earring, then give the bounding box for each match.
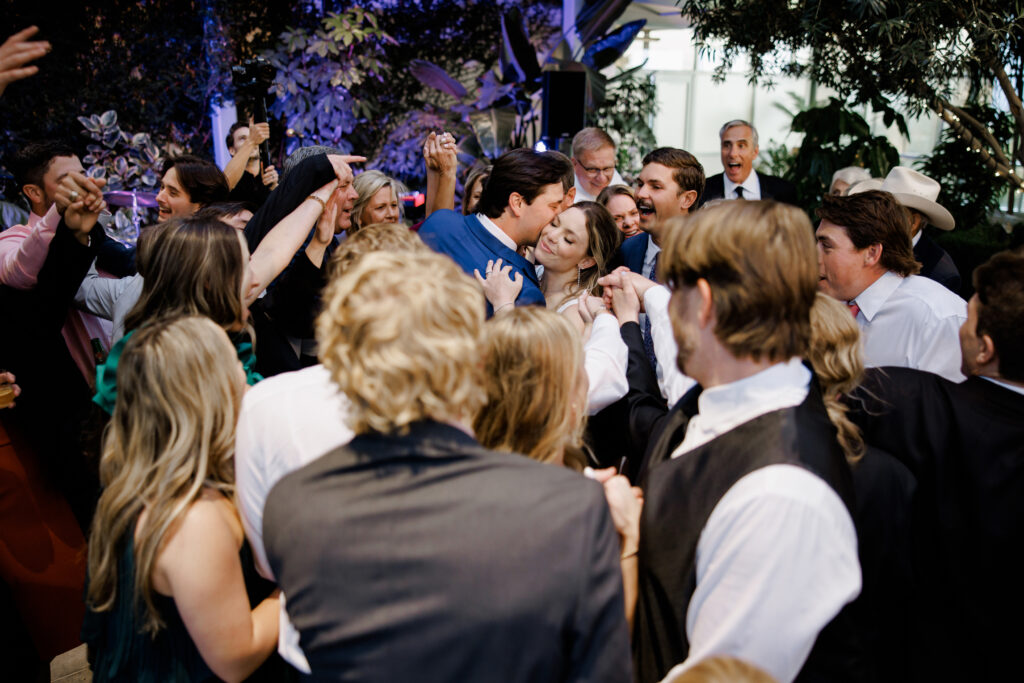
[577,267,582,287]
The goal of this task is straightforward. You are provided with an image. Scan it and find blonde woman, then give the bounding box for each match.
[83,316,281,682]
[809,292,915,681]
[350,170,408,233]
[474,307,590,469]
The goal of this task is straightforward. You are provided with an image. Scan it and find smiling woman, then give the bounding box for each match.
[350,170,407,234]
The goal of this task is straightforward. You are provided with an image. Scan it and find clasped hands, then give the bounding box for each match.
[598,267,658,326]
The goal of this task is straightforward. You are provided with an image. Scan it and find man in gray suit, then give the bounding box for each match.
[262,249,632,682]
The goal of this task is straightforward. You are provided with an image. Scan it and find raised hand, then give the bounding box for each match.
[0,27,50,97]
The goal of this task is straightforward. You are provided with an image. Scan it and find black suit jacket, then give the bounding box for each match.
[264,420,632,681]
[847,368,1024,681]
[913,233,960,294]
[700,171,799,206]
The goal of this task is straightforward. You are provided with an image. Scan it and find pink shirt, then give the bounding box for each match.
[0,207,111,386]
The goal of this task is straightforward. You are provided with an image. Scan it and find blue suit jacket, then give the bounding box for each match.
[418,210,545,312]
[620,232,651,276]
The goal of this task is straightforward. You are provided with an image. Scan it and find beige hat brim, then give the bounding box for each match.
[891,191,955,231]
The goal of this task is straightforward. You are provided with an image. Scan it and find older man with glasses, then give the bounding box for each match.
[571,127,626,203]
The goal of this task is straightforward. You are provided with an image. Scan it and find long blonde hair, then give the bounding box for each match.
[86,316,245,633]
[809,292,866,463]
[473,307,587,469]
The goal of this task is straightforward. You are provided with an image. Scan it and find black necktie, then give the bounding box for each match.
[735,186,745,200]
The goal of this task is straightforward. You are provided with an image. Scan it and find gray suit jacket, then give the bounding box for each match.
[264,420,632,682]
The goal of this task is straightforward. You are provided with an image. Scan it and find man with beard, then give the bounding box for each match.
[604,201,861,683]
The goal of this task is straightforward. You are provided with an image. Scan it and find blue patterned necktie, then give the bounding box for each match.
[642,251,659,370]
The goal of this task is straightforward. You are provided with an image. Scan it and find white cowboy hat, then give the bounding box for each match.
[880,167,955,230]
[846,178,883,194]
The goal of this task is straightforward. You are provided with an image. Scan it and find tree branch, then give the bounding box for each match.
[932,98,1024,192]
[940,98,1012,167]
[992,61,1024,165]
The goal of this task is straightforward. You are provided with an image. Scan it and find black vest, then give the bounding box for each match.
[633,381,865,682]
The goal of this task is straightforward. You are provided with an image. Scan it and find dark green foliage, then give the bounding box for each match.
[917,106,1014,232]
[677,0,1024,202]
[1,1,299,170]
[781,98,900,214]
[592,71,658,178]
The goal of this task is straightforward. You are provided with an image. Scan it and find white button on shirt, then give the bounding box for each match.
[852,271,967,382]
[661,359,861,683]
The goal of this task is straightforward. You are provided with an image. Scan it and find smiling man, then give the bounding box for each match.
[815,190,966,381]
[571,127,625,203]
[418,147,570,312]
[700,120,797,206]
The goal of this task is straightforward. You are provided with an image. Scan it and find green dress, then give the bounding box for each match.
[93,329,263,415]
[82,529,284,682]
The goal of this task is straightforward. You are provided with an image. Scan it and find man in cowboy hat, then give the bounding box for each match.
[880,167,960,293]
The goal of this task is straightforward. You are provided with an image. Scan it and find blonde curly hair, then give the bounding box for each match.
[317,250,488,434]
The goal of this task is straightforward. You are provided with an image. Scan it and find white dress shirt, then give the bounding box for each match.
[573,169,626,203]
[723,169,762,201]
[662,359,861,683]
[551,298,629,415]
[235,364,355,673]
[852,271,967,382]
[643,284,697,405]
[475,212,517,251]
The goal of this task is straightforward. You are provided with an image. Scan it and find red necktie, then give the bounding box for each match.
[848,301,861,318]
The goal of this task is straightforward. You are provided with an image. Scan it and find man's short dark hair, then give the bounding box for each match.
[475,148,571,219]
[641,147,705,209]
[973,247,1024,382]
[10,141,77,189]
[816,191,921,277]
[225,122,248,152]
[544,150,575,192]
[162,155,229,207]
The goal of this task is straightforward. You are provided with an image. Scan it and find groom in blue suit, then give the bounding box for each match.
[418,149,570,313]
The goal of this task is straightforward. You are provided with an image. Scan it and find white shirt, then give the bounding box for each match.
[549,298,629,414]
[475,212,517,251]
[982,375,1024,397]
[583,312,629,414]
[644,284,697,405]
[235,364,355,673]
[853,271,967,382]
[662,359,861,683]
[722,169,762,201]
[573,169,626,203]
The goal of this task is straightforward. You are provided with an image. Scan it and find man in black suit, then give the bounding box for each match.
[262,250,632,682]
[847,246,1024,681]
[879,167,960,293]
[699,119,798,206]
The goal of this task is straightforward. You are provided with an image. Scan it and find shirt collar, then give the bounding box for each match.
[723,169,760,200]
[912,230,922,247]
[981,376,1024,397]
[852,270,903,322]
[475,212,518,252]
[643,236,661,271]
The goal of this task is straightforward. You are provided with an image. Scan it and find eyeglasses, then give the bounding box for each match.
[574,158,615,177]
